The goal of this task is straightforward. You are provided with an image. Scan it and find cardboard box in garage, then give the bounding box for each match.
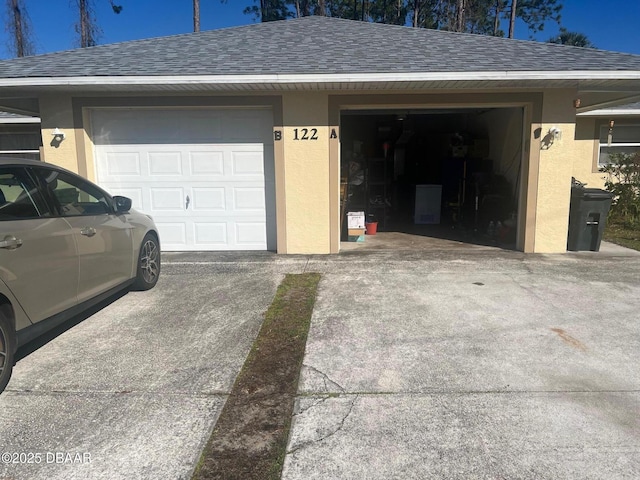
[347,228,365,242]
[347,211,365,229]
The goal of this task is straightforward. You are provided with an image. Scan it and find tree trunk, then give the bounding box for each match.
[79,0,90,47]
[10,0,24,57]
[493,0,501,36]
[508,0,517,38]
[456,0,465,32]
[193,0,200,32]
[316,0,326,15]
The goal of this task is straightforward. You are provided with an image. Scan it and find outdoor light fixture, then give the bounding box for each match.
[549,126,562,141]
[51,128,65,142]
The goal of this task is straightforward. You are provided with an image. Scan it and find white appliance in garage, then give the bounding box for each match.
[92,108,276,251]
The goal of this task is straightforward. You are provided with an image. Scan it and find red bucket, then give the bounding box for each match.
[365,222,378,235]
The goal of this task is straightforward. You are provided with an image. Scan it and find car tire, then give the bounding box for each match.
[0,304,16,394]
[132,233,160,291]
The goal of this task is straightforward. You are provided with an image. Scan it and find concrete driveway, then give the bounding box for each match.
[1,243,639,479]
[284,243,640,479]
[0,253,308,480]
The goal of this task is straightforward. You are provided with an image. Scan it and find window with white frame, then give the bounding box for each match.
[599,124,640,166]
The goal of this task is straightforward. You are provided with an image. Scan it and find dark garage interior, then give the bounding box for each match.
[340,108,524,248]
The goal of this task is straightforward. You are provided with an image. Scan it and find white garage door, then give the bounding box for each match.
[92,108,276,251]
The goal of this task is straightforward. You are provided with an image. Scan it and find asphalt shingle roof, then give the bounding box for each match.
[1,16,640,78]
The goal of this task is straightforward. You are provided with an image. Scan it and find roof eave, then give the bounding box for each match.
[2,70,640,88]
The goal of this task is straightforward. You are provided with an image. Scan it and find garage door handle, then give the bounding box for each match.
[0,235,23,250]
[80,227,97,237]
[185,195,190,210]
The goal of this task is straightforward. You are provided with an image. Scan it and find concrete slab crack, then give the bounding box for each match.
[302,364,346,393]
[287,394,359,456]
[292,395,332,416]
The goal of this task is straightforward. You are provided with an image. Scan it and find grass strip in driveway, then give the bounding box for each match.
[192,272,321,480]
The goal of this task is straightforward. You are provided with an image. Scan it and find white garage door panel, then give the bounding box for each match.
[192,188,226,210]
[194,222,227,245]
[190,152,224,175]
[235,223,267,245]
[158,222,188,245]
[234,188,265,210]
[148,152,183,175]
[105,151,141,175]
[150,187,185,211]
[93,108,275,251]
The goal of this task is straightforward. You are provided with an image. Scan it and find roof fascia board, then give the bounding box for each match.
[578,109,640,116]
[576,94,640,114]
[2,70,640,87]
[0,117,41,123]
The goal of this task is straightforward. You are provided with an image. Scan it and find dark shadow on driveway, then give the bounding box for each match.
[15,289,129,362]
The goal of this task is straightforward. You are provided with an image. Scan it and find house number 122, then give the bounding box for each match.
[293,128,318,140]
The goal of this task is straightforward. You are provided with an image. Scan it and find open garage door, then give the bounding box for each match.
[92,108,276,251]
[340,107,525,249]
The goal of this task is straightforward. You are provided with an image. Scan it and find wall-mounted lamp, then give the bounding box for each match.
[51,128,66,142]
[549,126,562,141]
[573,98,581,108]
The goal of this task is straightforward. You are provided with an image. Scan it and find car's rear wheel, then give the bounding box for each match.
[132,233,160,291]
[0,304,16,394]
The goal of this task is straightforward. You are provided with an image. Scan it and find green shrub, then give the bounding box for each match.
[601,152,640,228]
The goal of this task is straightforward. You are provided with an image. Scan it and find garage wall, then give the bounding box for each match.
[573,117,606,190]
[282,92,331,254]
[534,89,577,253]
[39,96,81,173]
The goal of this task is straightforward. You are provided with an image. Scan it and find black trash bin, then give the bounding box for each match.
[567,186,613,251]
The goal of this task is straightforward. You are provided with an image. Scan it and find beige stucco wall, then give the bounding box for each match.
[39,96,80,173]
[573,117,607,189]
[281,92,331,253]
[35,89,606,255]
[533,89,578,252]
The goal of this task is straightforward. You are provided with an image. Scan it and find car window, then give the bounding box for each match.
[36,169,112,217]
[0,167,53,220]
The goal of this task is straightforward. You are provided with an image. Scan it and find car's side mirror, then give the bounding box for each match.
[113,196,132,213]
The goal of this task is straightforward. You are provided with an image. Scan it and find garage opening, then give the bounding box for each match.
[340,107,524,250]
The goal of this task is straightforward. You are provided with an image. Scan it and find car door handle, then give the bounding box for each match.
[0,235,23,250]
[80,227,97,237]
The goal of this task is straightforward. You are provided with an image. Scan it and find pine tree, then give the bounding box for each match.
[244,0,292,21]
[6,0,34,57]
[241,0,563,36]
[76,0,123,48]
[194,0,200,31]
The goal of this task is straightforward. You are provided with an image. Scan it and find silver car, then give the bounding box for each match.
[0,158,160,393]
